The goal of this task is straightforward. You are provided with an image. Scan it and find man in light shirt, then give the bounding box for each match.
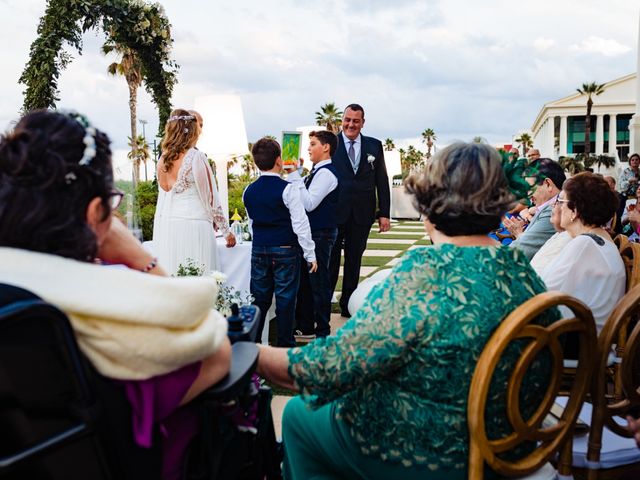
[505,158,566,260]
[287,130,339,340]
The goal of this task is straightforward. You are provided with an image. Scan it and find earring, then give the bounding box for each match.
[571,215,576,222]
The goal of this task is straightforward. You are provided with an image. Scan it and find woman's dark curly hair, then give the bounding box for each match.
[0,110,113,261]
[405,142,515,236]
[563,172,619,227]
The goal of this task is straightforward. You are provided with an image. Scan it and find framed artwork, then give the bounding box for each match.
[281,131,302,168]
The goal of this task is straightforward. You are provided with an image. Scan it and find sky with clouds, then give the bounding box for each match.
[0,0,638,177]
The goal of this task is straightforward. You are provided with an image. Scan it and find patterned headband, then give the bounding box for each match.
[57,109,98,184]
[59,110,97,166]
[168,115,195,122]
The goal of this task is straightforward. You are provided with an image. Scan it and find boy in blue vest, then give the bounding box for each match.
[243,137,317,347]
[286,130,339,340]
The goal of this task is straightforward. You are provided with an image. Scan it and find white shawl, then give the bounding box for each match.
[0,248,228,380]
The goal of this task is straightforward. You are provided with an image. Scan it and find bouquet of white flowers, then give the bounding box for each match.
[176,261,254,317]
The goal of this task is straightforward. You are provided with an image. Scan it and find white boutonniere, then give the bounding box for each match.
[367,154,376,169]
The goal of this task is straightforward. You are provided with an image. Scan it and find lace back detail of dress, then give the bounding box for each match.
[172,150,196,194]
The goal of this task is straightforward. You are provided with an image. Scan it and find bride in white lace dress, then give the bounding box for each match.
[153,109,235,275]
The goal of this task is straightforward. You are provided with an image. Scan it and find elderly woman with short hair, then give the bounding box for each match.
[258,142,557,480]
[541,172,625,332]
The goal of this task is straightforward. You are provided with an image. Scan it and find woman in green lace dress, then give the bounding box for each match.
[257,142,553,480]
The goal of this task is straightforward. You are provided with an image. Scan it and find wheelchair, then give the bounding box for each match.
[0,283,282,479]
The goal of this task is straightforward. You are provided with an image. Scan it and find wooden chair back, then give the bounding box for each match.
[586,284,640,478]
[614,234,629,253]
[620,241,640,293]
[468,292,597,479]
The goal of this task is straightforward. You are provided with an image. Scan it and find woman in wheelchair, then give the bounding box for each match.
[0,110,232,480]
[257,142,558,480]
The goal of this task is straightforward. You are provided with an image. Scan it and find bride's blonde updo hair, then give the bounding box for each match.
[160,108,201,172]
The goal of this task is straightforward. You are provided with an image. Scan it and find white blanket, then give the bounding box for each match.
[0,248,227,380]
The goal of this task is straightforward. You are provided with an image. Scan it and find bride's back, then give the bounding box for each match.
[156,110,200,192]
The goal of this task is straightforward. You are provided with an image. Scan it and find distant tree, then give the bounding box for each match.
[515,133,533,156]
[127,134,151,182]
[384,138,395,151]
[421,128,436,159]
[241,154,257,178]
[406,145,425,172]
[315,102,343,133]
[104,41,144,184]
[576,82,605,158]
[558,155,585,175]
[227,155,239,171]
[472,136,488,144]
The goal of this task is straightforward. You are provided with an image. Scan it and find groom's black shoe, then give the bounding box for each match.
[340,308,351,318]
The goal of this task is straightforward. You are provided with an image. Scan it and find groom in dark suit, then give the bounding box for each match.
[329,104,391,317]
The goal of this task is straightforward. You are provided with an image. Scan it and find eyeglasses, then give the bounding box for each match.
[554,196,570,207]
[107,189,125,209]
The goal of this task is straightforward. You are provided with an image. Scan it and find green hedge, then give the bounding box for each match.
[136,181,159,241]
[228,178,250,219]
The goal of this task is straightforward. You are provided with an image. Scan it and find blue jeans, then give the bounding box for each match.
[295,228,337,337]
[250,245,301,347]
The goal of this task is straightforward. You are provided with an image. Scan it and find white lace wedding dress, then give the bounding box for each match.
[152,148,229,275]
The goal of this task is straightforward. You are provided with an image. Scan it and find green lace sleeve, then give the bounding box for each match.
[287,250,435,407]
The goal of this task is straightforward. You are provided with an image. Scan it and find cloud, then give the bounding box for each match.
[569,36,632,57]
[533,37,556,51]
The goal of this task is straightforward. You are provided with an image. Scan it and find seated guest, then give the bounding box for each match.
[620,184,640,240]
[0,110,232,480]
[257,142,556,479]
[541,172,625,332]
[618,153,640,197]
[505,158,566,260]
[530,196,571,275]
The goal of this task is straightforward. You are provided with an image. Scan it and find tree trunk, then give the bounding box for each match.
[128,80,139,186]
[584,98,592,158]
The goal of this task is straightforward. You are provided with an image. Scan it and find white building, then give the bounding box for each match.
[531,73,636,162]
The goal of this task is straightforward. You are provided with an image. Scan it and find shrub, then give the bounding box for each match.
[136,180,158,241]
[228,178,250,219]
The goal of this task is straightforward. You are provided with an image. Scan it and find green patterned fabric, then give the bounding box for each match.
[288,244,556,473]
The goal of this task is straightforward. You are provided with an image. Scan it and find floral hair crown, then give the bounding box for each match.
[58,109,98,183]
[168,115,195,122]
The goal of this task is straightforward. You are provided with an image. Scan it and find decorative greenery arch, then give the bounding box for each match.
[19,0,178,133]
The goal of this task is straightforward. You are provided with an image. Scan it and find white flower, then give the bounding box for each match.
[367,154,376,169]
[210,271,228,285]
[242,232,251,241]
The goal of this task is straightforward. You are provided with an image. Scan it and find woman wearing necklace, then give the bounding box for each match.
[540,172,625,331]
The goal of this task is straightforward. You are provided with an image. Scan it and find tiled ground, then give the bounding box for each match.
[271,220,429,437]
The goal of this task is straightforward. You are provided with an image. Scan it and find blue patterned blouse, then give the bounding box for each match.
[288,244,554,472]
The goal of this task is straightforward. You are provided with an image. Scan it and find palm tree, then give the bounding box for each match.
[398,148,407,173]
[558,156,585,175]
[576,82,605,158]
[515,133,533,157]
[421,128,436,159]
[315,102,343,134]
[384,138,395,151]
[103,40,144,185]
[127,135,151,181]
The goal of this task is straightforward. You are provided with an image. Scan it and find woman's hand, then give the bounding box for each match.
[256,344,297,391]
[226,232,237,248]
[98,216,167,275]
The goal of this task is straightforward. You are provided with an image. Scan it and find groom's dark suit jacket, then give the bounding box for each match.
[332,134,390,225]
